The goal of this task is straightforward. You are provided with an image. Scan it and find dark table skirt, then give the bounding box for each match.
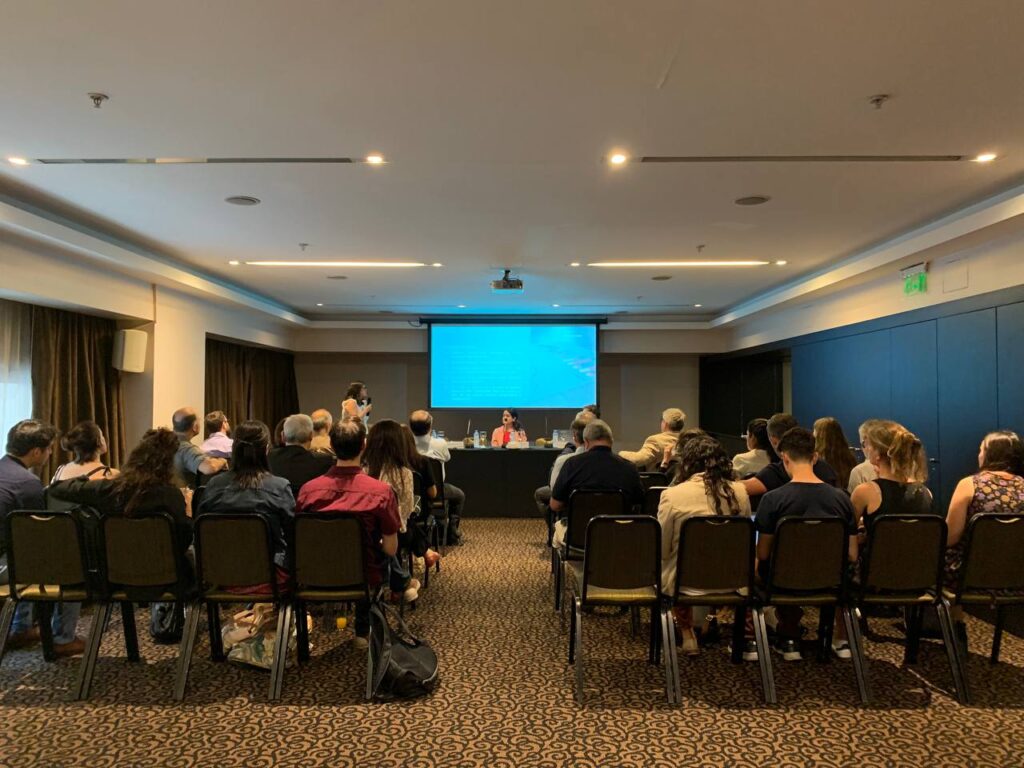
[445,447,560,518]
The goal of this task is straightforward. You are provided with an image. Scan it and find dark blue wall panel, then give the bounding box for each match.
[997,302,1024,435]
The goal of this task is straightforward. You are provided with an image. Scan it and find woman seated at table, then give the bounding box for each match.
[491,408,527,447]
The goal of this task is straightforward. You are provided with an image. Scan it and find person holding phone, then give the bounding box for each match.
[341,381,373,426]
[491,408,527,447]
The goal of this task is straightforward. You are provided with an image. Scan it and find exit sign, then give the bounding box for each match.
[904,271,927,295]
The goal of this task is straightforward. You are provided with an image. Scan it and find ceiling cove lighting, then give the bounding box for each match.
[569,262,581,267]
[775,260,788,266]
[244,261,427,268]
[228,260,240,266]
[7,157,29,166]
[972,152,997,163]
[587,260,770,268]
[609,152,629,166]
[365,154,385,165]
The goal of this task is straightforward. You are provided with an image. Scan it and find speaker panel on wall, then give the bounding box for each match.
[113,328,147,373]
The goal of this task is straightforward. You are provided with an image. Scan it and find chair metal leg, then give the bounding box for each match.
[574,597,585,705]
[174,602,202,701]
[648,606,658,665]
[816,605,835,663]
[631,605,640,640]
[74,603,110,701]
[843,606,870,704]
[568,591,577,664]
[296,602,310,664]
[554,554,563,613]
[937,599,969,705]
[752,607,777,705]
[121,602,140,662]
[207,603,224,662]
[269,604,292,701]
[661,607,680,705]
[991,605,1005,664]
[0,599,16,663]
[730,607,745,664]
[37,603,56,662]
[365,622,375,701]
[904,605,923,665]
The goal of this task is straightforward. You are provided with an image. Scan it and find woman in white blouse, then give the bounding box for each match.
[732,418,774,478]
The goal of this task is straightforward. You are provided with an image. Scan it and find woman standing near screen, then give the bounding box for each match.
[341,381,373,425]
[491,409,527,447]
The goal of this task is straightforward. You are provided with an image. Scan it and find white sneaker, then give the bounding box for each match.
[832,641,852,660]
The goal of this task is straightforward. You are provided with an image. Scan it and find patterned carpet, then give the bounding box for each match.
[1,518,1023,767]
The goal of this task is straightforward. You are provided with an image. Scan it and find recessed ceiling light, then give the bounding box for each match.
[588,260,769,268]
[431,263,443,267]
[972,152,997,163]
[365,154,385,165]
[244,261,426,267]
[225,195,261,206]
[228,260,240,266]
[569,262,581,267]
[316,303,324,307]
[694,304,703,308]
[7,156,29,166]
[735,195,770,206]
[652,275,672,281]
[775,260,788,266]
[609,153,629,166]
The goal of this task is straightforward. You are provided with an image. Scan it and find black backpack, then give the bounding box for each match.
[369,601,438,699]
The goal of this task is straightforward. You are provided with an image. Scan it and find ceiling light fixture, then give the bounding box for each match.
[316,303,324,307]
[775,260,788,266]
[588,260,770,268]
[694,304,703,308]
[972,152,997,163]
[569,262,581,267]
[735,195,771,206]
[431,263,443,267]
[244,261,426,268]
[228,260,240,266]
[609,152,629,166]
[225,195,261,206]
[7,157,29,166]
[365,154,385,165]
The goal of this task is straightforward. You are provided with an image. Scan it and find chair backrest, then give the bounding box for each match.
[581,515,661,597]
[765,516,848,595]
[675,515,755,594]
[102,511,184,598]
[426,458,446,504]
[293,513,367,593]
[6,510,88,590]
[566,489,629,550]
[859,514,946,595]
[957,513,1024,594]
[642,486,667,517]
[194,513,278,596]
[639,472,669,490]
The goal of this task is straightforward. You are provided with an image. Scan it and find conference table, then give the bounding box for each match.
[444,446,561,518]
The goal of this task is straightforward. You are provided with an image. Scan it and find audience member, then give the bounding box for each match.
[341,381,372,424]
[197,420,294,583]
[309,408,335,457]
[409,409,465,544]
[582,404,600,418]
[273,417,288,449]
[535,410,596,540]
[491,408,527,447]
[51,420,119,482]
[171,407,227,488]
[658,436,751,655]
[851,421,932,528]
[754,428,857,662]
[399,423,440,565]
[732,418,774,477]
[847,419,884,493]
[297,419,401,649]
[659,427,708,481]
[813,417,857,492]
[268,414,334,498]
[2,419,84,655]
[743,413,838,503]
[620,407,686,471]
[550,419,645,549]
[200,410,233,458]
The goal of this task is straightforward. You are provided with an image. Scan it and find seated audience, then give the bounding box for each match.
[620,407,687,472]
[309,408,336,457]
[0,419,82,655]
[400,424,440,562]
[172,407,227,488]
[848,419,884,493]
[550,419,645,549]
[743,413,838,503]
[273,417,288,449]
[659,427,709,481]
[732,418,774,477]
[341,381,372,424]
[754,427,857,662]
[851,421,932,528]
[535,410,596,540]
[297,419,401,649]
[582,404,600,418]
[198,420,294,579]
[491,408,527,447]
[813,417,857,492]
[409,409,465,544]
[200,410,233,458]
[268,414,334,498]
[51,420,119,482]
[658,436,751,655]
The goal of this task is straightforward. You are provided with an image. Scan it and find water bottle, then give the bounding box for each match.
[474,429,480,447]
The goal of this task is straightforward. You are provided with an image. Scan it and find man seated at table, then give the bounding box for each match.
[409,409,465,544]
[534,410,595,541]
[619,407,687,472]
[549,419,645,549]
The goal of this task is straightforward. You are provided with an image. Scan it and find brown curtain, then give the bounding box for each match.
[31,306,127,480]
[205,337,299,434]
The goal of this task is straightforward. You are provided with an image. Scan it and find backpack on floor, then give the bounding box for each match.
[149,601,185,644]
[369,600,438,700]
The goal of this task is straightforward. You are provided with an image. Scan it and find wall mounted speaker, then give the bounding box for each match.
[113,329,147,373]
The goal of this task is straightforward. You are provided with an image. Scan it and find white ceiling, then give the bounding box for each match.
[2,0,1023,319]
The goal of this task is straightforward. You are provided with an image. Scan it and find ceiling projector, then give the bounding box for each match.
[491,269,524,294]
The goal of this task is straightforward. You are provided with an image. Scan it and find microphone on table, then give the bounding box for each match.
[466,419,472,437]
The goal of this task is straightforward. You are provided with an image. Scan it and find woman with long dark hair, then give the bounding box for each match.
[813,417,856,491]
[732,418,774,477]
[491,408,527,447]
[657,435,751,655]
[341,381,372,425]
[51,420,119,482]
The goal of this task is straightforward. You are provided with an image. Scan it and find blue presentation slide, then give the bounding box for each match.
[430,324,597,408]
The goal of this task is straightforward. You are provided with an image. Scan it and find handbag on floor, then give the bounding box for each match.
[369,601,438,700]
[223,606,295,669]
[149,601,185,644]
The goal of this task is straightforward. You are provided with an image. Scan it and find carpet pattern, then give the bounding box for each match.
[1,518,1023,767]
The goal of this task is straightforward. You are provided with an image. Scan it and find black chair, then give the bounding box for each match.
[425,458,449,551]
[669,516,774,703]
[0,510,99,700]
[288,513,373,699]
[642,486,667,517]
[854,514,963,703]
[759,516,868,704]
[567,515,676,705]
[176,513,290,701]
[942,512,1024,704]
[553,489,629,614]
[639,472,669,491]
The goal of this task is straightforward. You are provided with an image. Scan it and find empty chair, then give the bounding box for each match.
[642,486,667,517]
[567,515,676,705]
[639,472,670,491]
[553,489,629,613]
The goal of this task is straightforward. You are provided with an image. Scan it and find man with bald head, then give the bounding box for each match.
[409,409,465,544]
[309,408,335,457]
[172,406,227,488]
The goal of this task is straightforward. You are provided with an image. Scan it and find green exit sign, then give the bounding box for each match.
[904,271,927,295]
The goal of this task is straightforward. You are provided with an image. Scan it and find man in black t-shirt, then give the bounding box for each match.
[754,427,858,662]
[743,413,838,504]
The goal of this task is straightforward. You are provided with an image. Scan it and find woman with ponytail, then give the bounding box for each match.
[198,420,295,573]
[657,435,751,655]
[851,421,933,528]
